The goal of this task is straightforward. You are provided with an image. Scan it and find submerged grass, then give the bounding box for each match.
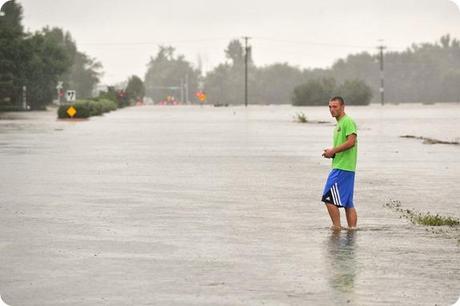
[400,135,459,145]
[413,213,460,227]
[293,112,330,124]
[384,200,460,227]
[294,112,308,123]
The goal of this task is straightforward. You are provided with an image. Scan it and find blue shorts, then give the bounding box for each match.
[321,169,355,208]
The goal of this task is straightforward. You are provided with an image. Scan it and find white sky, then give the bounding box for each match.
[17,0,460,84]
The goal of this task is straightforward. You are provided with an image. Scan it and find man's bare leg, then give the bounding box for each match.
[345,207,357,229]
[326,203,341,230]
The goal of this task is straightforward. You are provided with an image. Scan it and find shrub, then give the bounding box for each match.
[57,99,118,119]
[57,105,70,118]
[291,77,372,106]
[73,100,91,118]
[294,112,308,123]
[98,99,118,112]
[338,79,373,105]
[88,100,103,116]
[292,78,336,106]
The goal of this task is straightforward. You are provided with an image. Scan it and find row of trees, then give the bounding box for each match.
[292,78,372,106]
[143,40,372,106]
[332,34,460,102]
[144,46,199,103]
[2,0,459,109]
[144,35,460,105]
[141,40,373,105]
[0,1,102,110]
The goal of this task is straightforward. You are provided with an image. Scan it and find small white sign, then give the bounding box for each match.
[56,81,63,90]
[66,90,76,102]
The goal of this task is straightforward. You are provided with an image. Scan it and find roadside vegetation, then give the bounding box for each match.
[292,78,373,106]
[57,99,117,119]
[385,200,460,227]
[0,2,101,111]
[400,135,459,145]
[294,112,308,123]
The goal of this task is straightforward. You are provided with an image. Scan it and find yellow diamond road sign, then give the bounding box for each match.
[66,106,77,118]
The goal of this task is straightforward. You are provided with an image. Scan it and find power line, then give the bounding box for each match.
[78,36,408,51]
[254,37,376,49]
[78,37,230,46]
[255,37,414,52]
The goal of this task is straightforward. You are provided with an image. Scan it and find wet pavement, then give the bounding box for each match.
[0,104,459,305]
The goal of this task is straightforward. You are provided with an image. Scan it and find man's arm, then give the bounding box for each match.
[322,134,357,158]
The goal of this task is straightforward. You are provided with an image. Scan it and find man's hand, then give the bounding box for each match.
[322,148,335,158]
[323,134,356,159]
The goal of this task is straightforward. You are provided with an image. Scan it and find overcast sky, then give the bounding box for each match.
[17,0,460,84]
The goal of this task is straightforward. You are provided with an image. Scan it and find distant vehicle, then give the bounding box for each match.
[143,97,154,105]
[135,97,144,106]
[158,96,179,105]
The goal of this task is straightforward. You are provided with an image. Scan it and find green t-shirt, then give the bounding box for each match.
[332,115,358,172]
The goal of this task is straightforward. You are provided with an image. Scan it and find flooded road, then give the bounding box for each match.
[0,104,459,305]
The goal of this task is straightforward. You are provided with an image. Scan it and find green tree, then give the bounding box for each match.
[0,0,26,109]
[204,39,256,105]
[203,63,235,104]
[0,2,102,110]
[22,30,71,109]
[329,35,460,103]
[31,27,101,101]
[125,75,145,101]
[291,77,337,106]
[65,51,102,98]
[41,27,102,99]
[0,0,23,34]
[144,46,200,103]
[253,63,303,104]
[331,52,378,93]
[337,79,373,105]
[225,39,245,67]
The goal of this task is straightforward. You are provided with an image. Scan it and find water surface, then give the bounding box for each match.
[0,103,459,305]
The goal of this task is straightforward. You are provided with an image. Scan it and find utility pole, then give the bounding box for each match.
[243,36,251,107]
[22,86,27,110]
[377,43,386,105]
[185,73,189,104]
[180,79,184,103]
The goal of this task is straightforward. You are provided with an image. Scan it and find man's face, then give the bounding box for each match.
[328,100,344,118]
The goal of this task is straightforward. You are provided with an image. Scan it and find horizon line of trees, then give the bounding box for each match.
[3,0,460,110]
[144,34,460,106]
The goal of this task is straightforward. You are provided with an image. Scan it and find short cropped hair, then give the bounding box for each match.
[330,96,345,105]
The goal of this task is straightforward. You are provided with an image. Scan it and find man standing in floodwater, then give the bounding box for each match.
[321,96,358,230]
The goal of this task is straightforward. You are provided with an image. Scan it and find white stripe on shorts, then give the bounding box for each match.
[331,185,339,206]
[334,183,343,206]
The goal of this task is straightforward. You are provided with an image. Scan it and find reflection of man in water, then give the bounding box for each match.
[326,230,357,300]
[322,96,358,230]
